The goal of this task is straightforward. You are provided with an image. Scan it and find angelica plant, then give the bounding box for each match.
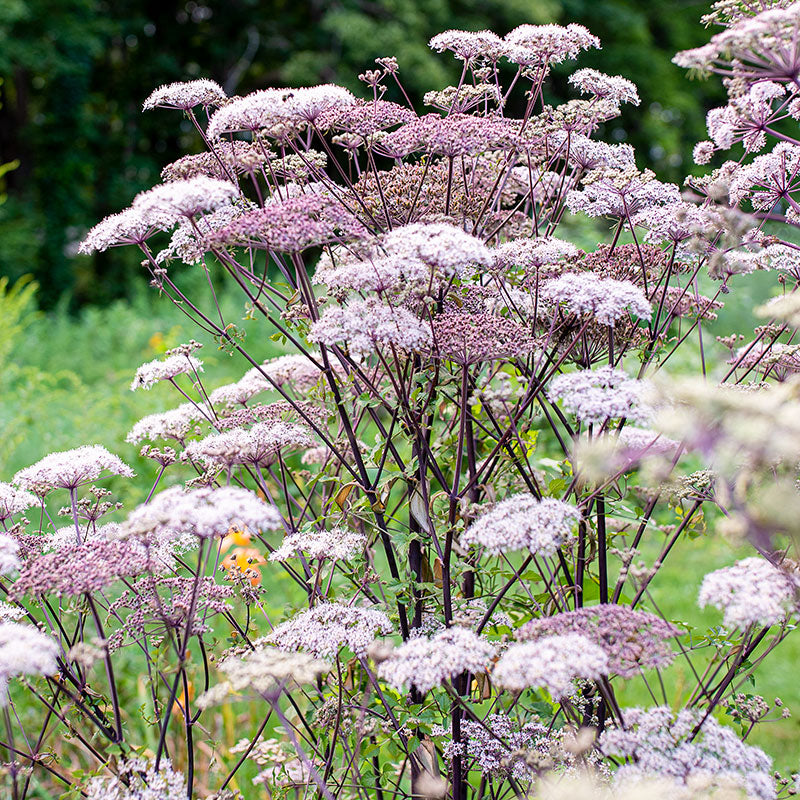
[4,3,800,799]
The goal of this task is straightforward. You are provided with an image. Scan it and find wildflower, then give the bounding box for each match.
[632,201,711,245]
[600,706,774,800]
[504,23,600,67]
[431,310,536,364]
[206,84,354,138]
[382,222,493,274]
[130,352,203,390]
[0,483,37,521]
[569,68,640,106]
[377,626,495,694]
[268,602,392,659]
[143,78,227,111]
[317,99,416,137]
[693,140,715,165]
[10,539,150,598]
[518,605,680,678]
[261,353,325,392]
[86,758,187,800]
[126,403,208,444]
[462,494,580,556]
[207,193,364,252]
[78,206,157,254]
[132,176,237,224]
[120,486,282,541]
[698,557,799,630]
[309,298,432,358]
[182,421,314,468]
[107,575,233,651]
[566,169,681,219]
[0,623,59,704]
[492,633,608,698]
[198,646,329,707]
[548,367,652,424]
[13,445,134,494]
[0,535,20,576]
[728,143,800,211]
[269,527,366,562]
[705,82,786,153]
[542,272,652,326]
[492,237,579,273]
[380,113,516,158]
[428,29,508,62]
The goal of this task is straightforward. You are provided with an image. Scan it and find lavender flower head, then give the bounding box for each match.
[377,626,495,694]
[548,367,652,425]
[493,633,608,699]
[698,557,799,630]
[518,605,680,678]
[504,23,600,67]
[14,445,134,494]
[126,402,208,444]
[267,602,392,659]
[542,272,652,326]
[462,494,580,556]
[120,486,281,541]
[78,206,157,254]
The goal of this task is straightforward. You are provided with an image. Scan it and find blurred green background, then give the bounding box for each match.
[0,0,721,308]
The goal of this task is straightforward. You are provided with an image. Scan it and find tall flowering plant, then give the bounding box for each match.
[4,4,800,798]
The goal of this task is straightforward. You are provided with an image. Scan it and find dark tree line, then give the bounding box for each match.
[0,0,721,307]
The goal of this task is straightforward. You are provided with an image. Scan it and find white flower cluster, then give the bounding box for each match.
[600,706,774,800]
[462,494,580,556]
[199,646,329,707]
[268,602,392,659]
[86,758,187,800]
[377,626,495,694]
[492,236,579,272]
[126,402,209,444]
[0,482,37,520]
[207,84,355,137]
[492,633,608,699]
[120,486,282,541]
[131,175,238,224]
[698,557,799,630]
[548,367,652,425]
[130,353,203,391]
[0,535,20,576]
[182,421,314,468]
[381,222,493,275]
[542,272,652,326]
[14,445,134,493]
[0,622,59,705]
[143,78,227,111]
[270,527,366,562]
[568,68,640,106]
[310,298,432,358]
